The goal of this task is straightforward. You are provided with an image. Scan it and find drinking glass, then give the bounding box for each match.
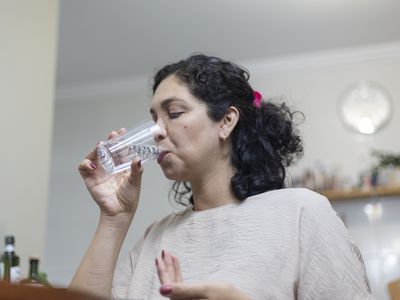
[97,120,161,174]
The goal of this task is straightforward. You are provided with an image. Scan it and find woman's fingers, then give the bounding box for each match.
[85,140,103,162]
[78,139,104,177]
[159,282,245,300]
[80,127,125,171]
[107,127,126,140]
[160,282,210,299]
[172,255,182,282]
[163,250,175,281]
[79,158,96,170]
[78,158,97,178]
[156,256,167,284]
[80,127,125,175]
[108,130,118,140]
[127,157,143,186]
[156,250,180,284]
[155,254,249,299]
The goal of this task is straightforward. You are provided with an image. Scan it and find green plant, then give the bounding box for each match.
[371,150,400,169]
[38,271,52,287]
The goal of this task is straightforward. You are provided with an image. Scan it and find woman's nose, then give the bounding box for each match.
[153,122,167,143]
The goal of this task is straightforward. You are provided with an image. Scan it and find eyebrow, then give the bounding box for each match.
[149,97,185,115]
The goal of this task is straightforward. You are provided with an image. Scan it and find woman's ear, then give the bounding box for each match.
[219,106,239,140]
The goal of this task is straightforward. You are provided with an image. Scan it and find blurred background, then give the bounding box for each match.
[1,0,400,299]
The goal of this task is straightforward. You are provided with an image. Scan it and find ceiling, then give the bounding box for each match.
[57,0,400,88]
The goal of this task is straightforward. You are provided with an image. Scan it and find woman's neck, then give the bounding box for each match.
[190,163,238,211]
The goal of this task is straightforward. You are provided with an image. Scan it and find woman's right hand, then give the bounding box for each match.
[78,128,143,218]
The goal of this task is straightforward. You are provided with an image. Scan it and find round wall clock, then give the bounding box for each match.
[338,80,392,134]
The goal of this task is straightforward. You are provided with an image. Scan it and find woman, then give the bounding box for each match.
[71,55,372,299]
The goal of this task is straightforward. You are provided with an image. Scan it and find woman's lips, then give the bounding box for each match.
[157,151,169,164]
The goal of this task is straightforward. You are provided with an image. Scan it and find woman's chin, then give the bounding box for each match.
[161,167,188,182]
[161,168,180,181]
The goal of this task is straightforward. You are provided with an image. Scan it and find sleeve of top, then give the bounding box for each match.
[297,193,373,300]
[111,222,156,299]
[111,234,145,299]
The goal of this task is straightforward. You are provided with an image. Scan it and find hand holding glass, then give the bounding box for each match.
[97,120,162,175]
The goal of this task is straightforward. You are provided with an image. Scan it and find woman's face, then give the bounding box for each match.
[150,75,223,181]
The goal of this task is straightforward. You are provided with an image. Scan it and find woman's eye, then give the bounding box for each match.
[168,112,183,119]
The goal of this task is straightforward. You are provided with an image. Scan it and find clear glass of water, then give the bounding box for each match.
[97,120,162,174]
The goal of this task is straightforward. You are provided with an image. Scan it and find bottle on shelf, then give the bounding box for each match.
[20,256,47,287]
[0,235,21,283]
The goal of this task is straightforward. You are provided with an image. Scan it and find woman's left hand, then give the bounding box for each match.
[155,250,251,300]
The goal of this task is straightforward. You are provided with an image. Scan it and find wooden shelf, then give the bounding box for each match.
[320,186,400,201]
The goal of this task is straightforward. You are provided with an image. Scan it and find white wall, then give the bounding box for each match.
[246,48,400,184]
[48,44,400,298]
[0,1,58,276]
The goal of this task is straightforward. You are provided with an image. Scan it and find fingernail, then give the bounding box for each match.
[90,163,97,169]
[162,249,165,259]
[160,284,172,295]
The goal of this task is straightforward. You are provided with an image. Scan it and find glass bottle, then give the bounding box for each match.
[0,236,21,283]
[20,257,45,287]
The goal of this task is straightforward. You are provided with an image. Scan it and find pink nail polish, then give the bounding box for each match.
[90,163,97,169]
[160,284,172,295]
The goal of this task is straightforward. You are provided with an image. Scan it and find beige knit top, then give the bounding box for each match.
[112,188,372,300]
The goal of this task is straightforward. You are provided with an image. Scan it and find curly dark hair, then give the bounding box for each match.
[152,54,303,206]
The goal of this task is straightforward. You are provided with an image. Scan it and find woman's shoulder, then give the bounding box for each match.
[243,188,334,221]
[248,187,329,207]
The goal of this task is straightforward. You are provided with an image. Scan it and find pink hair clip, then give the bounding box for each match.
[253,91,262,108]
